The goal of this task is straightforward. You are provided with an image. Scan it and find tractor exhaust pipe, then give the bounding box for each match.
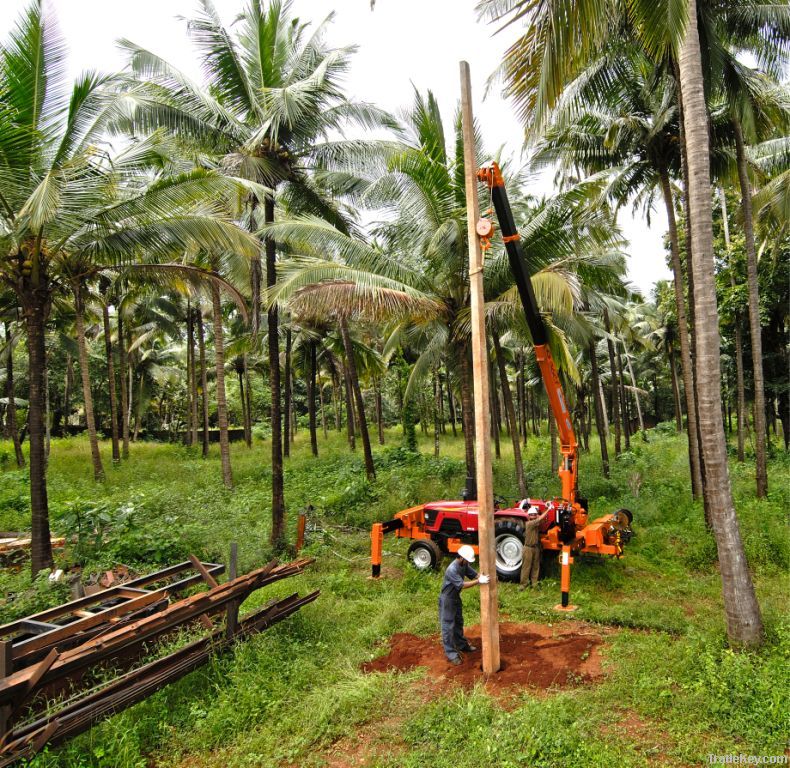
[461,475,477,502]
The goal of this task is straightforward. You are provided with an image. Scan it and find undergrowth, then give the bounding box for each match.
[0,426,787,767]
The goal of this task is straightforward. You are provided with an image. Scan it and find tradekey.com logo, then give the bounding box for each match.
[708,757,788,765]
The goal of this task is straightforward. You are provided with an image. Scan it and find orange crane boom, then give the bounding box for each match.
[477,161,579,506]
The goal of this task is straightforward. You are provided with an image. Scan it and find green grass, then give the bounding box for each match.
[1,425,788,767]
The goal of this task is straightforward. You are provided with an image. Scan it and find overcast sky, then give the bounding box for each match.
[1,0,672,295]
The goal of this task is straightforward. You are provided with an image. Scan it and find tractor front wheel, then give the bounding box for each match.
[407,540,443,572]
[494,519,525,582]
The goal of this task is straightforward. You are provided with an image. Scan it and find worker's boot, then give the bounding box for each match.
[448,656,462,666]
[460,643,477,653]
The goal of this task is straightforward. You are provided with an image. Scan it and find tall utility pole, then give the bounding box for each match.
[460,60,500,676]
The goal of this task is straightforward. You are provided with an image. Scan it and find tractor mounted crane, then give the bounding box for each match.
[370,161,633,609]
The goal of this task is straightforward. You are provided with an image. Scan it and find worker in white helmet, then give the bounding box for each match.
[438,544,490,665]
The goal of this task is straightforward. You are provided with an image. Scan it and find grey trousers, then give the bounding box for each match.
[438,595,470,660]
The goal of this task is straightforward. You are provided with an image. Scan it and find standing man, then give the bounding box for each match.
[519,507,548,590]
[439,544,490,665]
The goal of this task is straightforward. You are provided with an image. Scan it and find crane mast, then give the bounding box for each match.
[477,161,579,506]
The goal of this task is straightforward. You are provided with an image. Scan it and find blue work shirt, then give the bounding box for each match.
[440,558,478,601]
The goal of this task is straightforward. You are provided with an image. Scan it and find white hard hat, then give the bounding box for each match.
[527,506,539,518]
[457,544,476,563]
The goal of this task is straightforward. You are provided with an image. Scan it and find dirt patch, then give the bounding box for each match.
[362,621,607,695]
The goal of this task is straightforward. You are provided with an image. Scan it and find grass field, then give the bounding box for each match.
[0,425,788,767]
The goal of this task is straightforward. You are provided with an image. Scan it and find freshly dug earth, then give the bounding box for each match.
[362,621,606,693]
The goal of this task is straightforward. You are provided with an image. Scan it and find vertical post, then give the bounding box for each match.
[0,640,13,738]
[296,513,307,552]
[460,60,500,676]
[555,544,577,612]
[371,522,383,578]
[226,542,238,639]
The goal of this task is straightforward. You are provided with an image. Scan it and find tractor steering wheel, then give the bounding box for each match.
[493,493,508,509]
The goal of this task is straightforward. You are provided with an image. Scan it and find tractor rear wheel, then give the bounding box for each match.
[407,540,443,572]
[494,519,525,582]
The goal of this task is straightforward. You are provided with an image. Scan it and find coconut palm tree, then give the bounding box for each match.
[531,42,706,494]
[119,0,396,546]
[480,0,766,646]
[677,0,763,646]
[0,4,261,574]
[717,65,790,495]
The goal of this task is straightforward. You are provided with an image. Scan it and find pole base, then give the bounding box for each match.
[553,603,578,612]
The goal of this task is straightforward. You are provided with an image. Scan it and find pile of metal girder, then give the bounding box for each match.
[0,557,317,765]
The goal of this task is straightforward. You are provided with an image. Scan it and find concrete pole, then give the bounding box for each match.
[460,60,500,675]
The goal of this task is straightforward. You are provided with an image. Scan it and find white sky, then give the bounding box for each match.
[1,0,671,296]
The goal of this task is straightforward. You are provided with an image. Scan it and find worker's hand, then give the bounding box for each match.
[478,574,490,585]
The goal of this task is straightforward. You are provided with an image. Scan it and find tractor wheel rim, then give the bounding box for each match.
[495,533,522,571]
[411,548,433,570]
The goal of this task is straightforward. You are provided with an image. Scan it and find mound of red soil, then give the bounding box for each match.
[361,622,605,692]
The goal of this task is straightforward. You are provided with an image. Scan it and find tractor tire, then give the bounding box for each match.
[494,519,525,582]
[407,540,443,572]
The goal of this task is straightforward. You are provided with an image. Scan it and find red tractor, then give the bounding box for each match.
[371,161,634,608]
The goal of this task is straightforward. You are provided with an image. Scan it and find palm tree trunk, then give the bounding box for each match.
[340,317,375,479]
[188,306,199,447]
[624,345,646,439]
[719,189,746,462]
[493,333,526,496]
[319,373,328,439]
[210,283,233,489]
[249,196,261,336]
[447,367,457,437]
[186,307,194,445]
[733,322,746,461]
[133,373,142,442]
[438,372,446,434]
[244,355,252,447]
[308,340,319,457]
[489,357,501,460]
[603,311,621,455]
[374,375,385,445]
[678,2,763,647]
[344,365,356,450]
[659,168,703,496]
[117,312,130,459]
[616,341,631,449]
[73,283,104,482]
[196,304,210,458]
[458,343,476,480]
[520,356,529,446]
[64,352,73,427]
[669,348,683,432]
[5,322,25,468]
[101,302,121,464]
[265,195,286,548]
[678,95,711,515]
[283,327,292,458]
[237,365,249,447]
[332,367,342,432]
[589,340,609,478]
[433,370,440,457]
[733,120,768,496]
[21,286,53,576]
